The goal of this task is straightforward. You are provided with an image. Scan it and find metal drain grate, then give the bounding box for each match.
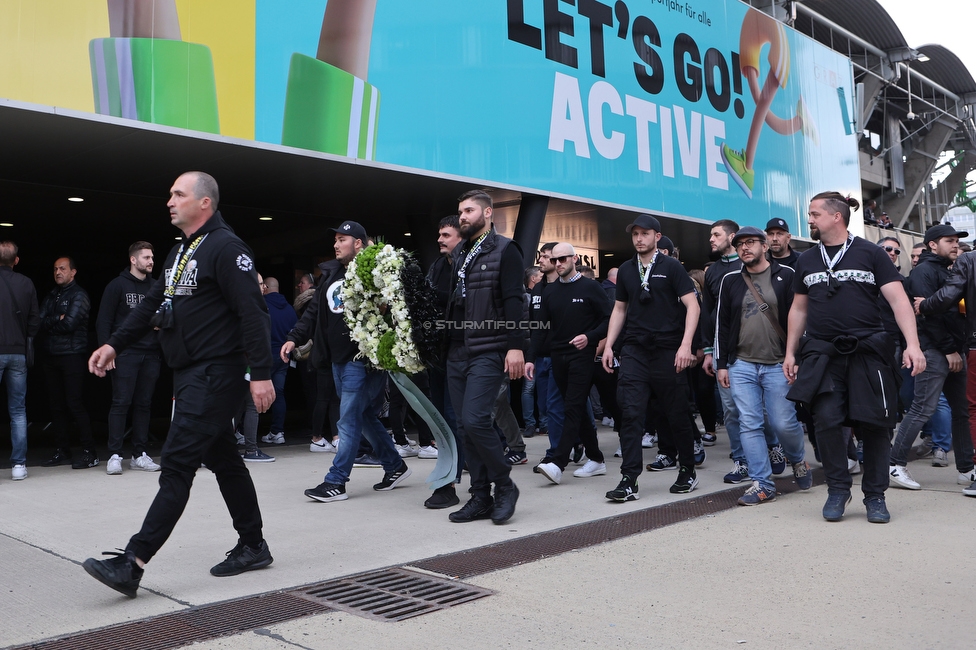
[11,592,329,650]
[292,567,494,622]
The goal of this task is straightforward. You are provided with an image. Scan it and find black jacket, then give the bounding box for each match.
[920,250,976,350]
[702,253,741,354]
[96,268,160,352]
[768,247,800,268]
[39,280,90,356]
[906,251,966,355]
[287,260,357,368]
[106,212,273,379]
[714,261,793,370]
[0,266,40,356]
[786,332,901,428]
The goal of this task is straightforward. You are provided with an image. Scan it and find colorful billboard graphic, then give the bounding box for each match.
[0,0,861,235]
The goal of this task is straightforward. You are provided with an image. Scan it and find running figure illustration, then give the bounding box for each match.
[722,8,819,199]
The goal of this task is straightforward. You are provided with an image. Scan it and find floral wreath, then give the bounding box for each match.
[342,243,441,374]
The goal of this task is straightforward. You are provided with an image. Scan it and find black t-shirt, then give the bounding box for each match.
[793,236,902,341]
[616,254,696,348]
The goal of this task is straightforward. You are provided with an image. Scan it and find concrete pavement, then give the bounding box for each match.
[1,426,974,649]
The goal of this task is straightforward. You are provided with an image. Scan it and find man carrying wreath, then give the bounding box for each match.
[282,220,411,502]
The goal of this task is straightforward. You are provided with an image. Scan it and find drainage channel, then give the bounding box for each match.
[10,474,818,650]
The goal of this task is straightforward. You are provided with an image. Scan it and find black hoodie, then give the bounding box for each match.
[96,268,160,352]
[106,212,273,379]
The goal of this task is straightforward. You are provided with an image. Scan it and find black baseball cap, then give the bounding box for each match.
[765,218,789,233]
[923,224,968,245]
[658,236,675,254]
[626,214,662,233]
[732,226,767,246]
[329,220,368,243]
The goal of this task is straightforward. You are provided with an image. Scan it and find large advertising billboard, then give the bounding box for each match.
[0,0,861,235]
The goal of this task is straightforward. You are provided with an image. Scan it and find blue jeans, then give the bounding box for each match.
[714,357,743,462]
[535,357,550,429]
[268,357,289,433]
[521,375,536,430]
[326,362,402,485]
[0,354,28,465]
[728,360,806,491]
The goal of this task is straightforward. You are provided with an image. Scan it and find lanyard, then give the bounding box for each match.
[819,234,854,277]
[456,231,489,298]
[163,234,207,299]
[636,250,659,290]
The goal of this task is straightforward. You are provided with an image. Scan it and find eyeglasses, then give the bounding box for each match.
[553,255,574,263]
[882,245,902,256]
[734,239,763,248]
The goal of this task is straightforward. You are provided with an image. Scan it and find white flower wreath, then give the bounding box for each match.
[341,244,426,374]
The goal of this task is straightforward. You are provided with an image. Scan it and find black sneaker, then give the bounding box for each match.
[491,483,519,524]
[83,549,143,598]
[505,450,528,465]
[448,495,494,522]
[571,443,585,464]
[822,492,852,521]
[864,496,890,524]
[43,448,71,467]
[210,539,273,577]
[305,481,347,502]
[606,476,639,502]
[373,463,412,491]
[71,448,99,469]
[647,454,676,471]
[669,466,698,494]
[424,484,460,509]
[353,454,382,468]
[521,427,536,439]
[701,432,717,446]
[694,441,706,466]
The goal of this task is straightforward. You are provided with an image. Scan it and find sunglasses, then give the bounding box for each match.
[883,245,901,256]
[553,255,574,263]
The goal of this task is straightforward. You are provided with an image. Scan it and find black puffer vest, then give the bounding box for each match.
[452,229,513,356]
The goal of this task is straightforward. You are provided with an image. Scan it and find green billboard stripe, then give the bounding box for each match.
[282,53,361,156]
[88,38,218,133]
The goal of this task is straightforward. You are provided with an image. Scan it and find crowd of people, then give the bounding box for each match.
[2,175,975,598]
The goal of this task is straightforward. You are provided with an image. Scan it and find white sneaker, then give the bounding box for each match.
[932,448,949,467]
[537,462,562,484]
[106,454,123,475]
[11,464,27,480]
[309,438,337,453]
[573,460,607,478]
[130,453,161,472]
[614,446,622,458]
[641,433,657,448]
[958,468,976,485]
[848,458,861,475]
[418,445,439,459]
[261,432,285,445]
[601,417,614,427]
[889,465,920,490]
[235,432,245,446]
[396,444,419,458]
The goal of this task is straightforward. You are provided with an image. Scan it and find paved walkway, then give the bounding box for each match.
[1,426,973,649]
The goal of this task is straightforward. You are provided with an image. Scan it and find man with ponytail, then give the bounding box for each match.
[784,192,925,524]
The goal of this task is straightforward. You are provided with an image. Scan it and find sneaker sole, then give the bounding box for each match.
[606,492,639,502]
[890,478,920,490]
[82,559,138,598]
[309,446,335,453]
[375,467,412,491]
[107,468,122,475]
[963,487,976,497]
[538,466,561,484]
[210,556,273,577]
[573,468,607,478]
[243,457,275,462]
[737,493,776,505]
[418,453,439,459]
[305,491,348,502]
[724,475,748,484]
[647,464,676,472]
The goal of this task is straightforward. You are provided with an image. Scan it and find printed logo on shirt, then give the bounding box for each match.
[531,295,542,310]
[164,267,198,296]
[125,293,144,308]
[803,270,876,287]
[237,254,254,272]
[327,280,344,314]
[572,298,584,303]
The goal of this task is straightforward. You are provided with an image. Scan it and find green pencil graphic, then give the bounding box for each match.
[89,0,219,134]
[281,0,380,159]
